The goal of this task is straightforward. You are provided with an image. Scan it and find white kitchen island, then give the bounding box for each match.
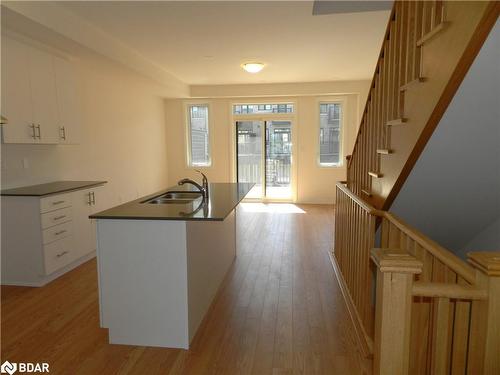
[91,183,252,349]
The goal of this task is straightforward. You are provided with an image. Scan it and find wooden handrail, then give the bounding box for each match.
[412,281,488,300]
[383,212,477,284]
[335,182,382,216]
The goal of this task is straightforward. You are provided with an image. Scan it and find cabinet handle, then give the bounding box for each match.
[52,200,65,206]
[36,124,41,139]
[30,124,36,139]
[54,229,67,236]
[60,126,66,140]
[91,192,96,205]
[87,192,93,206]
[53,215,66,221]
[56,251,68,258]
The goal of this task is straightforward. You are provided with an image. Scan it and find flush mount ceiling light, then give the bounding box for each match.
[242,62,265,73]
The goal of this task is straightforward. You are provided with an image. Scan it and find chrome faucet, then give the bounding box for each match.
[178,170,209,199]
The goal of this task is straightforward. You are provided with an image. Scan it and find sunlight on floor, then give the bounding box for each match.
[239,203,306,214]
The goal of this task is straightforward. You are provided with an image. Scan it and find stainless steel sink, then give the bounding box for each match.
[142,191,203,204]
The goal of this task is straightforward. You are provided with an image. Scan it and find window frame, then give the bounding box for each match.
[185,102,213,168]
[317,98,345,168]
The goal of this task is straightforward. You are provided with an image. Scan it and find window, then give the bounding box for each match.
[187,104,211,166]
[233,103,294,115]
[319,102,342,166]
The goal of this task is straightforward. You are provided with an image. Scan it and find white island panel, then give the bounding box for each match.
[96,219,189,349]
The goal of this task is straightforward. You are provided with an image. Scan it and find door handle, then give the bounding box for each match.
[60,126,66,140]
[91,192,96,205]
[56,251,68,258]
[87,192,93,206]
[35,124,41,139]
[29,124,36,139]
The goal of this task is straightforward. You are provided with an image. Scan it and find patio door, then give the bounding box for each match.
[236,120,292,200]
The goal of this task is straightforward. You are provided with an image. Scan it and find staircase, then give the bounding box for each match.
[346,0,499,210]
[333,1,500,374]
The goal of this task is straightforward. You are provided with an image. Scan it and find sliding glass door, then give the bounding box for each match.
[236,120,292,200]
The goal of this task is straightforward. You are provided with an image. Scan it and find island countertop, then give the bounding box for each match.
[90,182,254,221]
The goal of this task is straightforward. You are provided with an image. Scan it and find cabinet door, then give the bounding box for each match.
[27,46,59,144]
[88,187,105,250]
[54,56,81,144]
[1,37,36,143]
[72,188,94,259]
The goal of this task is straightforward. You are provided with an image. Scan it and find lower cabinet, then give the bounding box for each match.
[1,185,104,286]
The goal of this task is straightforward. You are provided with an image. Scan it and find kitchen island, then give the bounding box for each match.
[90,183,252,349]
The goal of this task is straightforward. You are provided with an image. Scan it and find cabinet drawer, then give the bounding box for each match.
[43,236,75,275]
[42,221,73,244]
[41,207,72,229]
[40,193,72,213]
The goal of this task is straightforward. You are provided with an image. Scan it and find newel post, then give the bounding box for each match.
[468,251,500,374]
[371,248,423,375]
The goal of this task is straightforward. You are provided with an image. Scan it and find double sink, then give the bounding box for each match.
[142,191,203,205]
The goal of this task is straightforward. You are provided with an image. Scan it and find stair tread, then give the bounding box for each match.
[386,118,407,126]
[400,77,426,91]
[368,171,383,178]
[361,189,372,197]
[417,22,448,47]
[377,149,393,155]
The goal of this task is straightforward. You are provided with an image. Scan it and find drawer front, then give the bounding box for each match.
[42,221,73,244]
[43,236,75,275]
[41,207,72,229]
[40,193,72,213]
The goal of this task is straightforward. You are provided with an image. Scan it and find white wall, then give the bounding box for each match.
[391,21,500,257]
[1,46,176,210]
[165,82,369,204]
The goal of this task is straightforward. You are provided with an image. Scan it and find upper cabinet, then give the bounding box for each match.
[1,36,82,145]
[54,56,81,144]
[27,46,60,144]
[1,37,36,143]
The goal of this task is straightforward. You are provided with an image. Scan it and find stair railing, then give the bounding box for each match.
[333,182,500,373]
[347,1,499,209]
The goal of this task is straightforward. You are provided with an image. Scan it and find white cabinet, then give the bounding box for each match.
[72,187,102,259]
[54,56,81,144]
[1,36,82,145]
[1,185,104,286]
[27,46,60,144]
[1,37,37,143]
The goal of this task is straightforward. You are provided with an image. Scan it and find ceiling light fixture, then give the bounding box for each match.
[242,62,265,73]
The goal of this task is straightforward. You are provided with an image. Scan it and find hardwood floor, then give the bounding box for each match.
[1,203,371,374]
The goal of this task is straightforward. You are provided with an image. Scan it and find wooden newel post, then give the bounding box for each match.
[468,251,500,374]
[371,248,423,375]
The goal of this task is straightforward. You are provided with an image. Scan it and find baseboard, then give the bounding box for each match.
[328,250,373,359]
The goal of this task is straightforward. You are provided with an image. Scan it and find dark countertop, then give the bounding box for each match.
[90,182,254,222]
[1,180,107,197]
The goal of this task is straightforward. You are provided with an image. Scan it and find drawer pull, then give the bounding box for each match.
[55,230,67,236]
[52,200,66,206]
[53,215,66,221]
[56,251,68,258]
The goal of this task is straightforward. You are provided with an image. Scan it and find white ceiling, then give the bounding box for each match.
[56,1,390,85]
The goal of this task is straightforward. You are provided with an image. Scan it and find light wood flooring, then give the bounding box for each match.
[1,203,370,374]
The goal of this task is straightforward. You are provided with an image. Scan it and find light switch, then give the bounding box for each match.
[22,158,29,169]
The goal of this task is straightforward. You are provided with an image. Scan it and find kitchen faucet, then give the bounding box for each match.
[178,170,209,199]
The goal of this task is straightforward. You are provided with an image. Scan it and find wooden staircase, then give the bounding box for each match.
[346,0,500,210]
[333,1,500,374]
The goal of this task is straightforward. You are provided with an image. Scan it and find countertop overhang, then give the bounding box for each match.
[90,182,254,221]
